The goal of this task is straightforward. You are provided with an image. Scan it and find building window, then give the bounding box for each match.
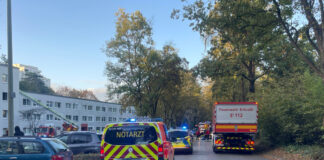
[88,105,93,110]
[66,115,71,120]
[82,116,87,121]
[46,114,53,120]
[23,99,31,105]
[102,127,105,131]
[108,107,112,112]
[96,117,101,122]
[119,118,123,121]
[73,103,78,109]
[88,116,93,121]
[96,106,100,111]
[128,109,131,114]
[113,117,116,121]
[83,105,87,110]
[2,74,8,82]
[54,117,60,121]
[109,117,112,121]
[88,127,93,131]
[2,110,8,118]
[102,117,106,122]
[2,92,7,100]
[102,107,106,112]
[73,116,78,121]
[112,108,116,112]
[55,102,61,108]
[66,103,71,108]
[46,101,53,107]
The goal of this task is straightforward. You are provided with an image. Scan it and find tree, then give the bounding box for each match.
[105,9,185,117]
[174,0,283,100]
[20,72,54,94]
[272,0,324,83]
[55,86,98,100]
[105,9,153,115]
[19,108,45,136]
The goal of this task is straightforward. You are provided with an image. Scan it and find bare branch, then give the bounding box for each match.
[306,26,321,53]
[319,0,324,27]
[301,0,322,38]
[273,0,323,75]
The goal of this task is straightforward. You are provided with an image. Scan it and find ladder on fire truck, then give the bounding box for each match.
[19,91,79,129]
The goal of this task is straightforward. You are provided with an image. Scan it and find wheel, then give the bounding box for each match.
[188,147,193,154]
[213,146,221,153]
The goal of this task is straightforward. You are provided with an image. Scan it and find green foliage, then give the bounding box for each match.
[105,10,186,118]
[257,71,324,146]
[19,72,54,94]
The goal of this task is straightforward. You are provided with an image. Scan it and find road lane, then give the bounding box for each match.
[175,140,268,160]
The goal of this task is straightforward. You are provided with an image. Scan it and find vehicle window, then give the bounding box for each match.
[0,140,19,154]
[97,134,102,140]
[105,125,157,145]
[57,135,69,144]
[70,134,91,144]
[44,139,68,153]
[20,141,44,154]
[169,131,188,141]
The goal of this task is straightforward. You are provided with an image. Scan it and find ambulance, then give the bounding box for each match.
[100,118,175,160]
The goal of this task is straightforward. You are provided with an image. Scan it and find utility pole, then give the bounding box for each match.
[7,0,14,136]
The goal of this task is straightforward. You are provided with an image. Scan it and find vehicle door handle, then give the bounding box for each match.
[9,157,17,160]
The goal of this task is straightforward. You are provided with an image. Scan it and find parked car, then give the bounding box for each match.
[0,136,73,160]
[56,131,101,154]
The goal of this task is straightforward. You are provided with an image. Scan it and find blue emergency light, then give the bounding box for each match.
[182,126,187,130]
[130,118,136,122]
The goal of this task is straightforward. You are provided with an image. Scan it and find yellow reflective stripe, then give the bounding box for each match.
[106,146,120,158]
[129,152,137,158]
[132,145,144,157]
[151,142,158,151]
[104,143,111,152]
[115,146,128,159]
[118,123,123,126]
[142,145,157,159]
[125,151,132,158]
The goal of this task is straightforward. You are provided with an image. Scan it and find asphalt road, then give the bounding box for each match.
[174,140,268,160]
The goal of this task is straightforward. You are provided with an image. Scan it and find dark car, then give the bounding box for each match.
[56,131,101,154]
[0,137,73,160]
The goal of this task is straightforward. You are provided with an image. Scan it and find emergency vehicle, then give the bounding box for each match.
[35,125,56,137]
[100,118,175,160]
[212,102,258,152]
[169,128,193,154]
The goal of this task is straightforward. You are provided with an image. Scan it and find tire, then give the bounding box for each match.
[187,148,193,154]
[213,146,220,153]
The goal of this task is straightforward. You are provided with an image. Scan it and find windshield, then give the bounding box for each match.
[104,125,157,145]
[169,131,187,138]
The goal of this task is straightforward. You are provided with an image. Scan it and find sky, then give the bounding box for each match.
[0,0,206,101]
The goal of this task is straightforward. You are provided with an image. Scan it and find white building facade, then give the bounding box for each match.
[0,64,135,136]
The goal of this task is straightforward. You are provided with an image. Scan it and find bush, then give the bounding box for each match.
[284,145,324,160]
[256,71,324,146]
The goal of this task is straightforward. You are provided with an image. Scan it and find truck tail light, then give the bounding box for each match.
[51,155,63,160]
[100,146,104,159]
[158,144,163,158]
[215,139,223,144]
[246,140,255,145]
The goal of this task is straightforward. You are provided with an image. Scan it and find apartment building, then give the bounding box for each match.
[0,64,135,136]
